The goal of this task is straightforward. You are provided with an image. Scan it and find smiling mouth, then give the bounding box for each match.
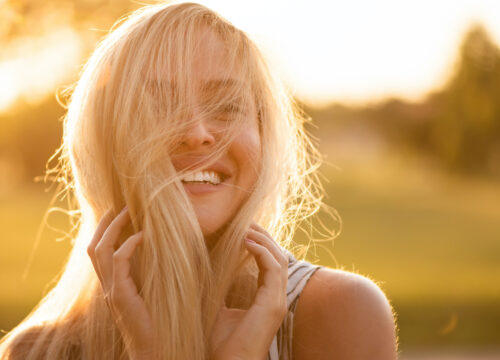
[181,170,226,185]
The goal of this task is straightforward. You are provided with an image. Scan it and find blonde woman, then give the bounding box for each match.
[0,2,398,359]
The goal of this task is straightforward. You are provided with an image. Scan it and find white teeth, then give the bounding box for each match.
[181,171,222,185]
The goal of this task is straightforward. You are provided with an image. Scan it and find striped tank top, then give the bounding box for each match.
[267,247,324,360]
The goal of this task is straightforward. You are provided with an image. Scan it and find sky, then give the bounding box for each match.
[2,0,500,111]
[197,0,500,106]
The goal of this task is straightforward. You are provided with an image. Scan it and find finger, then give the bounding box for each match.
[249,222,272,238]
[247,229,288,289]
[240,241,288,342]
[244,240,283,293]
[245,240,288,297]
[112,231,144,308]
[87,208,114,257]
[87,209,115,286]
[246,228,288,268]
[248,223,288,262]
[94,207,131,290]
[249,222,270,236]
[246,226,289,287]
[99,206,131,251]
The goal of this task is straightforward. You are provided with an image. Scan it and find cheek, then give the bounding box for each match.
[239,128,262,179]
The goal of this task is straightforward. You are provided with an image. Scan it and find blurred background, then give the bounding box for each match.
[1,0,499,358]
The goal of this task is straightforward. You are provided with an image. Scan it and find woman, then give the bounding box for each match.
[0,2,398,359]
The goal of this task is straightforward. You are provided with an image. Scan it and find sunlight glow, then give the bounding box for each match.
[0,27,83,111]
[2,1,500,111]
[197,0,500,105]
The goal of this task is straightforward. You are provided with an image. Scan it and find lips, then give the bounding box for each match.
[181,181,223,195]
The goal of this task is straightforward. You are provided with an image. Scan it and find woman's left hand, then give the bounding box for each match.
[209,223,289,360]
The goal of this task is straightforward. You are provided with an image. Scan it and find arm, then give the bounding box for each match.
[292,268,399,360]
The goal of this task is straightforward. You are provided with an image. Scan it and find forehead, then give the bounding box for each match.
[192,28,231,78]
[145,28,253,98]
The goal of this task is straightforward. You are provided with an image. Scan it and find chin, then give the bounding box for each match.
[197,212,232,242]
[201,222,224,236]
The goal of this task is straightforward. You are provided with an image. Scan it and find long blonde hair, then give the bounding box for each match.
[0,2,334,359]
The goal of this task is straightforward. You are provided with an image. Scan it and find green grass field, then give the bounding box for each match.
[309,162,500,348]
[1,163,499,348]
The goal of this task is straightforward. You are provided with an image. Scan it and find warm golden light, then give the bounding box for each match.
[2,1,500,110]
[0,27,83,111]
[197,0,500,105]
[1,2,500,356]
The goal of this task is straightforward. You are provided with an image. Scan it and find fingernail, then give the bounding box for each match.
[245,238,256,244]
[120,205,128,214]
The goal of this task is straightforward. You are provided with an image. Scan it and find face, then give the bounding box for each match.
[169,29,262,239]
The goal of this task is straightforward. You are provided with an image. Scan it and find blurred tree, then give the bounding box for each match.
[2,6,500,183]
[0,0,141,41]
[304,23,500,179]
[0,97,64,185]
[428,24,500,177]
[0,0,150,187]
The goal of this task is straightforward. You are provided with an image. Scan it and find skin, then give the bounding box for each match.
[169,27,262,239]
[87,28,288,360]
[292,269,399,360]
[87,28,398,360]
[87,209,288,360]
[86,214,399,360]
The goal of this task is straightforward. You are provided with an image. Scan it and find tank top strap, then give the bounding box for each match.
[284,248,323,311]
[267,247,323,360]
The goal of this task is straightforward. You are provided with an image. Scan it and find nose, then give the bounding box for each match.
[180,117,216,149]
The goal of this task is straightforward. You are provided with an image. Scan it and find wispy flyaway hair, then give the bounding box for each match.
[0,2,336,359]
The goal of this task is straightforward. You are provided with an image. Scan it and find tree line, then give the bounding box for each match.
[305,24,500,179]
[1,24,500,185]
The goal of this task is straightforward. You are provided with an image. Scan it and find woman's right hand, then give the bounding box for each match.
[87,207,158,360]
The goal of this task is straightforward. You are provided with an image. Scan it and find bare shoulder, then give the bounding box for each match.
[292,267,399,360]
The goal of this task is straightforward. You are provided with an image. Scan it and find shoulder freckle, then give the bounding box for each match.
[292,268,398,360]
